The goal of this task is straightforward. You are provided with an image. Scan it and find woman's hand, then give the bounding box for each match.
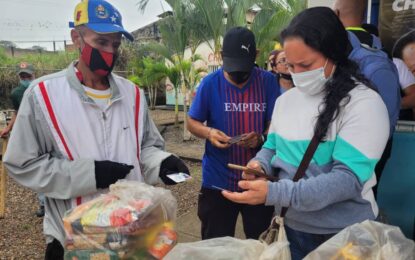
[242,160,266,180]
[222,179,268,205]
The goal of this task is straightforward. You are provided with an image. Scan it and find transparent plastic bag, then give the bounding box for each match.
[304,220,415,260]
[164,237,266,260]
[259,217,291,260]
[164,216,291,260]
[63,181,177,259]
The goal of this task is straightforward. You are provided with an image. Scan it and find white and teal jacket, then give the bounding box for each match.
[254,82,389,234]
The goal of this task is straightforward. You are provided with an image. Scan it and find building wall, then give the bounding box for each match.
[1,46,51,57]
[307,0,333,8]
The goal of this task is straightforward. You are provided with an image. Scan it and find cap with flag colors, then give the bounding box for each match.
[69,0,134,41]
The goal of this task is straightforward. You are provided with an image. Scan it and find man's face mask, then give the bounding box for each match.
[19,79,32,88]
[289,59,330,95]
[79,36,117,77]
[228,71,251,84]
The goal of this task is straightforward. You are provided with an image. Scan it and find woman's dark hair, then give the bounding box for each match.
[392,30,415,59]
[268,49,282,68]
[281,7,370,141]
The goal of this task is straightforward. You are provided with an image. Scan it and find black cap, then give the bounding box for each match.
[222,27,256,72]
[392,30,415,59]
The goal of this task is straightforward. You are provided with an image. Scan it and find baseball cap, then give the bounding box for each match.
[16,62,34,75]
[222,27,256,72]
[69,0,134,41]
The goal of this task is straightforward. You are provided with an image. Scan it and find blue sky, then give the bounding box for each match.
[0,0,170,50]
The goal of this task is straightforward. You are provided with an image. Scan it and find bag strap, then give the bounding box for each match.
[280,134,320,218]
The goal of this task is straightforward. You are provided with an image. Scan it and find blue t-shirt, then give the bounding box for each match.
[189,67,280,191]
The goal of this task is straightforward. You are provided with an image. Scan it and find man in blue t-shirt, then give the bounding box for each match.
[187,27,280,239]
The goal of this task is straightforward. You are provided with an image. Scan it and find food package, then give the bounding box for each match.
[63,181,177,259]
[304,220,415,260]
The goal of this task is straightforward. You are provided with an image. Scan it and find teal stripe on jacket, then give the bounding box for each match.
[263,133,378,182]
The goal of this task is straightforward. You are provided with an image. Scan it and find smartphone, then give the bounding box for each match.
[210,185,230,192]
[166,172,192,183]
[227,163,278,182]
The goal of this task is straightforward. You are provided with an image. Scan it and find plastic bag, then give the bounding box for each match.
[63,181,178,259]
[164,236,291,260]
[304,220,415,260]
[164,237,265,260]
[258,216,291,260]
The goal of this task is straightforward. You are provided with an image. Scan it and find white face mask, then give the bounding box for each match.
[290,59,329,95]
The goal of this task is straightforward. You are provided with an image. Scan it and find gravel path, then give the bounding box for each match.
[0,160,202,259]
[0,119,203,259]
[0,174,45,260]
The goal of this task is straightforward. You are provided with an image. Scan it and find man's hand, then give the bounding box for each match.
[208,129,231,149]
[222,179,268,205]
[0,127,11,138]
[159,155,190,185]
[238,132,263,148]
[94,161,134,189]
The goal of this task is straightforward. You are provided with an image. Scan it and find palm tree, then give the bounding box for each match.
[140,0,207,132]
[252,0,306,67]
[129,57,168,110]
[178,55,207,139]
[136,0,306,132]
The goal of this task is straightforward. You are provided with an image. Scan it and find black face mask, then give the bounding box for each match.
[80,38,117,77]
[279,73,292,81]
[228,71,251,84]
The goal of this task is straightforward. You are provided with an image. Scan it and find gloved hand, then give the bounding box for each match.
[94,161,134,189]
[159,155,190,185]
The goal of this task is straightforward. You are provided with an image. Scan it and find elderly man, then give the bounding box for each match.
[4,1,188,259]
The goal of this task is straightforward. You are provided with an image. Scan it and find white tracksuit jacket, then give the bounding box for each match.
[4,62,171,245]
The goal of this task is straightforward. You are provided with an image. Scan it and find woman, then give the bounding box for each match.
[268,50,294,93]
[223,7,389,259]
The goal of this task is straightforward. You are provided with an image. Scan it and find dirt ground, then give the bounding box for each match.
[0,121,203,259]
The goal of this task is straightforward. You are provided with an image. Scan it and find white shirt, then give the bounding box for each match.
[393,58,415,90]
[83,86,112,110]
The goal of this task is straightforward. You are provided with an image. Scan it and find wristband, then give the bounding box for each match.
[206,127,213,140]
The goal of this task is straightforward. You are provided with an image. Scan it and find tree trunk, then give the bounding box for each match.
[152,84,158,109]
[174,88,179,127]
[148,85,154,110]
[183,86,191,141]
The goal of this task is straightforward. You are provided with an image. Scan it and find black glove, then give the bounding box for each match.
[94,161,134,189]
[159,155,190,185]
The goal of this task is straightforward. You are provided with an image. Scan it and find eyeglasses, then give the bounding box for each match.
[276,58,287,65]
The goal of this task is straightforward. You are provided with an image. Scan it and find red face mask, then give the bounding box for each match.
[80,40,117,76]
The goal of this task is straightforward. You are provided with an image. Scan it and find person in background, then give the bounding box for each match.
[187,27,279,240]
[268,50,294,93]
[4,1,188,259]
[0,62,45,217]
[393,30,415,77]
[393,31,415,120]
[223,7,389,259]
[393,57,415,120]
[1,62,35,138]
[334,0,401,199]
